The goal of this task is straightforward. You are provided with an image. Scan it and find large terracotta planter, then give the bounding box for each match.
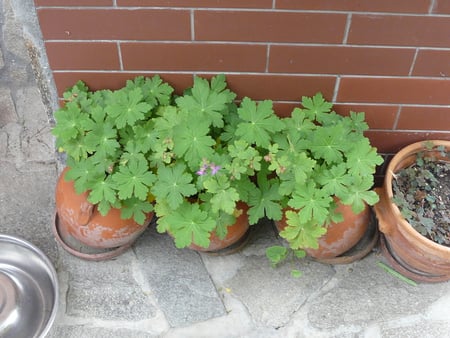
[374,140,450,282]
[54,167,152,259]
[276,200,373,262]
[189,202,250,254]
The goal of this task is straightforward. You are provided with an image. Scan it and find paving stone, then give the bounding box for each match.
[2,0,29,62]
[47,326,158,338]
[0,47,4,69]
[381,320,450,338]
[15,87,54,162]
[307,254,450,331]
[0,131,7,157]
[0,88,18,127]
[134,227,226,327]
[0,161,58,263]
[60,250,158,321]
[227,255,335,328]
[2,122,23,160]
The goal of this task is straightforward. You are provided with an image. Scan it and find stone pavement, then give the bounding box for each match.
[1,1,450,337]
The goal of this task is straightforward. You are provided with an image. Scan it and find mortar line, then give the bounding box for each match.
[342,13,352,44]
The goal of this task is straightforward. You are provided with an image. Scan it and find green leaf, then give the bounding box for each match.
[309,125,347,164]
[340,176,379,213]
[284,107,316,143]
[203,175,239,214]
[87,175,117,206]
[120,142,147,167]
[106,87,151,128]
[248,177,283,224]
[214,211,237,240]
[127,75,174,106]
[266,246,288,266]
[293,249,306,259]
[176,75,235,128]
[346,139,384,177]
[120,197,154,225]
[280,210,327,250]
[165,202,216,248]
[151,163,196,209]
[65,157,105,194]
[52,101,94,141]
[226,140,262,179]
[316,163,352,198]
[288,182,333,225]
[348,111,369,132]
[84,121,120,159]
[112,158,156,200]
[173,118,215,169]
[59,135,93,161]
[301,93,333,124]
[236,98,284,148]
[133,121,158,154]
[291,270,303,278]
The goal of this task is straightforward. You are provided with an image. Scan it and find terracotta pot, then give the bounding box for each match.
[189,202,250,253]
[374,140,450,282]
[276,200,371,259]
[55,167,152,250]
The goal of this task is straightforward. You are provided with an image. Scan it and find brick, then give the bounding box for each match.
[35,0,112,5]
[53,72,193,97]
[397,106,450,131]
[37,9,191,40]
[195,11,347,43]
[365,130,450,153]
[116,0,272,8]
[276,0,431,13]
[337,77,450,105]
[215,74,336,101]
[45,42,120,70]
[333,104,399,129]
[269,46,414,76]
[412,49,450,77]
[432,0,450,14]
[348,15,450,48]
[121,43,267,72]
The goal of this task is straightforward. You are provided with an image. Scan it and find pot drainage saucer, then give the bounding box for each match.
[379,234,449,283]
[0,235,58,338]
[53,213,133,261]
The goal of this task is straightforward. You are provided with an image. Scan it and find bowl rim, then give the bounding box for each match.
[0,234,59,338]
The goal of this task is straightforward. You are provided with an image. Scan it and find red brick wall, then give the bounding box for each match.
[34,0,450,160]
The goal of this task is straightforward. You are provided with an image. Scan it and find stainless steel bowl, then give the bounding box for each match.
[0,234,58,338]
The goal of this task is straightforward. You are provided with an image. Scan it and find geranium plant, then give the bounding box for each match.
[263,93,384,266]
[150,74,284,248]
[52,75,174,225]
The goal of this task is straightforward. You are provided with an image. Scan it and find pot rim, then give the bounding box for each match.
[383,140,450,253]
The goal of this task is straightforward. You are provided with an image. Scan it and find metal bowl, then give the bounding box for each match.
[0,234,58,338]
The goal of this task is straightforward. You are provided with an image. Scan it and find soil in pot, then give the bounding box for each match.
[392,151,450,247]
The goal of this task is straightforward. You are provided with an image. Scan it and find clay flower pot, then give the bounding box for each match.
[374,140,450,282]
[189,202,250,254]
[276,199,375,263]
[54,168,153,260]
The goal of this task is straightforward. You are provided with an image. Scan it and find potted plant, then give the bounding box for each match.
[149,74,285,253]
[374,140,450,282]
[263,93,384,269]
[52,75,174,259]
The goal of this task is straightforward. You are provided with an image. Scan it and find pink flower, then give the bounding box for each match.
[210,164,221,175]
